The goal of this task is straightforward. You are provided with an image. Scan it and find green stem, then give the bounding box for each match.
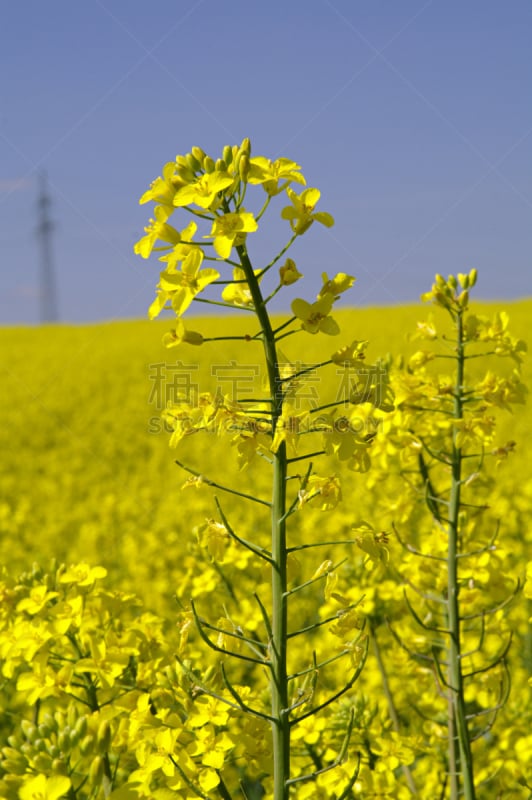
[236,241,290,799]
[370,623,418,797]
[447,308,476,800]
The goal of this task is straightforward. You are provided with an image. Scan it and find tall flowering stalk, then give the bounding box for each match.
[381,271,527,798]
[134,140,388,798]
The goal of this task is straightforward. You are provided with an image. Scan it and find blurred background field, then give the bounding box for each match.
[2,300,530,614]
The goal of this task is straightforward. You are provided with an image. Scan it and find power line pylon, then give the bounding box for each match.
[36,171,59,323]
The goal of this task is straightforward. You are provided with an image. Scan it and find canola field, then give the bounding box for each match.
[1,300,531,799]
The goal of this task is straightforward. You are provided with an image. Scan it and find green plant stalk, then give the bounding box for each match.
[447,308,476,800]
[370,623,418,797]
[237,242,290,800]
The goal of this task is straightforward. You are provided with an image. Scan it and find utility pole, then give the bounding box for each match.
[36,171,59,323]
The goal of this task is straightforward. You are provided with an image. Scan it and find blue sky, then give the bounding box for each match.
[1,0,531,324]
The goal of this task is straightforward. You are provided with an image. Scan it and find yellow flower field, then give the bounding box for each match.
[1,299,530,799]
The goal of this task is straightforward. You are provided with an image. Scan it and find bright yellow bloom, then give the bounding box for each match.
[318,271,355,298]
[279,258,303,286]
[247,156,306,195]
[57,563,107,587]
[139,161,183,207]
[281,187,334,234]
[74,634,130,690]
[156,249,220,318]
[16,585,58,615]
[187,696,231,728]
[16,657,73,704]
[207,211,258,259]
[157,220,199,270]
[270,403,309,454]
[329,608,363,638]
[353,523,389,565]
[221,267,258,307]
[232,429,271,469]
[299,475,342,511]
[291,293,339,335]
[409,350,436,370]
[134,205,181,259]
[173,170,233,209]
[331,340,368,366]
[162,319,204,348]
[19,774,71,800]
[201,519,230,562]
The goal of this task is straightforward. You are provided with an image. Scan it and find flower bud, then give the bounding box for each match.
[176,164,196,182]
[67,706,77,729]
[33,753,52,771]
[458,290,469,308]
[222,145,233,165]
[240,137,251,155]
[96,720,111,754]
[448,274,457,290]
[80,734,94,756]
[191,146,206,163]
[48,744,61,760]
[89,755,105,784]
[75,716,88,739]
[186,152,202,172]
[7,735,22,748]
[279,258,303,286]
[215,158,227,172]
[21,720,38,742]
[2,750,28,775]
[239,154,250,181]
[458,273,470,289]
[203,156,215,173]
[469,268,478,287]
[38,723,54,739]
